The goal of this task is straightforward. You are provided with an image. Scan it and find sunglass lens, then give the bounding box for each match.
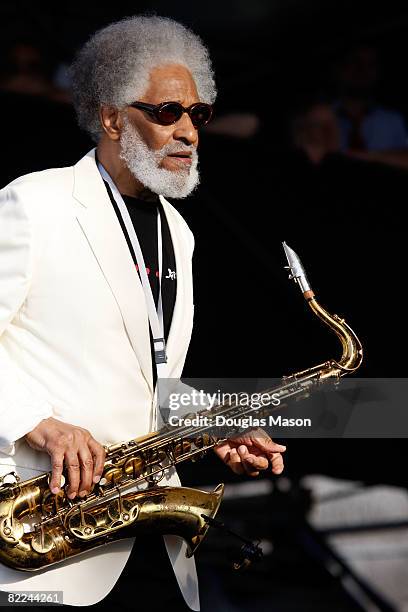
[190,104,213,127]
[157,103,182,125]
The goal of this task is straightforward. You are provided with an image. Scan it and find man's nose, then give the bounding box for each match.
[172,112,198,146]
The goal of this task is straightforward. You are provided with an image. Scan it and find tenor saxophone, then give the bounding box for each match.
[0,242,362,571]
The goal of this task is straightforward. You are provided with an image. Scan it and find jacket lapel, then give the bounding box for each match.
[159,195,192,376]
[73,148,154,395]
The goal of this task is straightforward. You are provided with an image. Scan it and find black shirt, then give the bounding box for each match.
[103,180,177,390]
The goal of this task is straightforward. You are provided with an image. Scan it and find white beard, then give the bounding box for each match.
[118,115,200,199]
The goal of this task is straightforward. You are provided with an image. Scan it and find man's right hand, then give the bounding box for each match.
[24,417,106,499]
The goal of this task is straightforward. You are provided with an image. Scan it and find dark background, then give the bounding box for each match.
[1,2,407,610]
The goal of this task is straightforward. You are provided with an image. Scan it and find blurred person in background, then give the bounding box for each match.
[0,40,69,103]
[292,44,408,170]
[0,39,88,186]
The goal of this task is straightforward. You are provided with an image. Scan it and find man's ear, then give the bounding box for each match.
[99,105,123,141]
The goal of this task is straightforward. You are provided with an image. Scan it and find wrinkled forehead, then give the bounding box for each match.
[140,63,199,103]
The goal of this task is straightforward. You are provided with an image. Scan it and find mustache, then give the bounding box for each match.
[155,142,198,161]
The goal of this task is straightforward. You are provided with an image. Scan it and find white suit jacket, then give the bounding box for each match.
[0,148,200,609]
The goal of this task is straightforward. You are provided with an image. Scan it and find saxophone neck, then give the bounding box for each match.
[283,242,363,375]
[307,297,363,373]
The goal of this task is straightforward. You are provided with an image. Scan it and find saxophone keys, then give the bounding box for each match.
[0,472,20,486]
[123,456,144,479]
[46,473,65,491]
[0,517,24,543]
[102,467,123,485]
[31,529,54,554]
[68,511,98,539]
[107,498,139,523]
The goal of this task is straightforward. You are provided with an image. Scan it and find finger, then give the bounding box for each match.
[237,444,249,459]
[245,454,269,471]
[228,448,245,475]
[88,439,105,484]
[49,449,65,494]
[241,455,260,477]
[230,431,286,455]
[271,453,284,474]
[65,450,81,499]
[255,437,286,456]
[236,446,261,476]
[237,445,267,468]
[78,447,94,497]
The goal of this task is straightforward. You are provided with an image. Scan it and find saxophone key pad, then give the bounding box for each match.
[0,517,24,543]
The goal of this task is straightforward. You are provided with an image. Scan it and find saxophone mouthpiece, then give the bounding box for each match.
[282,241,314,298]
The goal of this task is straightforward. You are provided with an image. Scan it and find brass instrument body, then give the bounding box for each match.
[0,243,363,572]
[0,439,224,571]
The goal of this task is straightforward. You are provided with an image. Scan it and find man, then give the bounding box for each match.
[0,15,285,610]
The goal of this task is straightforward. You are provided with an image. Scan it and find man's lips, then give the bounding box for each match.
[166,153,192,166]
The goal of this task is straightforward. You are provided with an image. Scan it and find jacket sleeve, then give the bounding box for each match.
[0,186,53,455]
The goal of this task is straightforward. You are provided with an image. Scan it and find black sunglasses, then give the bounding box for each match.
[128,100,213,128]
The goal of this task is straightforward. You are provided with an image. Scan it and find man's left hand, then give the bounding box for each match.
[213,428,286,476]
